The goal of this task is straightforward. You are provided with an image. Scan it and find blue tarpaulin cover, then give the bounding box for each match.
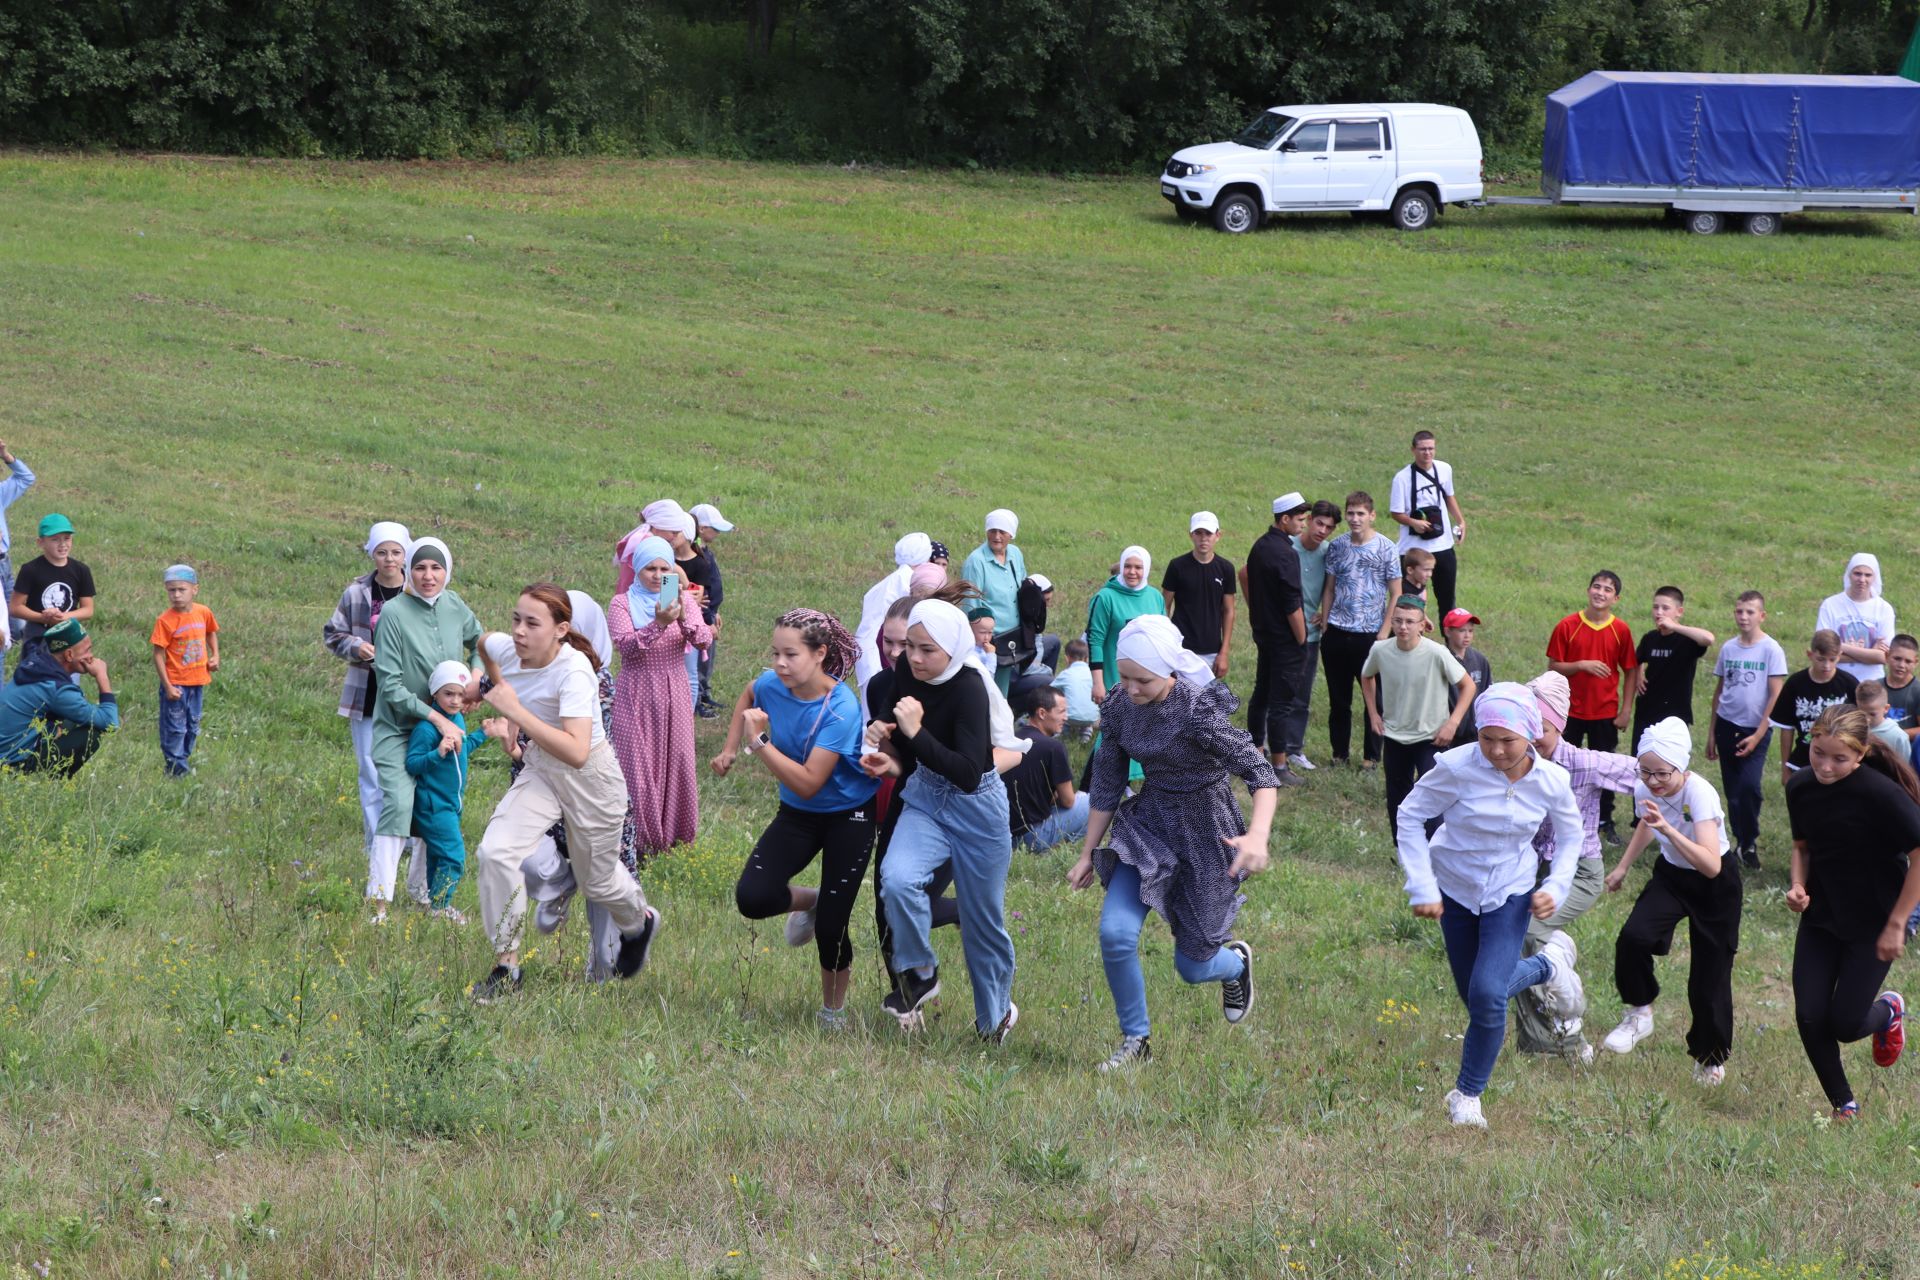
[1543,72,1920,190]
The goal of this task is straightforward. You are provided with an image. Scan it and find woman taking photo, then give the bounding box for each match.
[864,597,1019,1043]
[366,536,480,923]
[609,535,713,858]
[1068,616,1279,1072]
[471,584,659,1003]
[713,609,878,1029]
[1786,704,1920,1119]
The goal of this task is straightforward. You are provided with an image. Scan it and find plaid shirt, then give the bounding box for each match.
[1534,739,1638,861]
[324,573,379,718]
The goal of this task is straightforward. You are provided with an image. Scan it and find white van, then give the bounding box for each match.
[1160,103,1484,233]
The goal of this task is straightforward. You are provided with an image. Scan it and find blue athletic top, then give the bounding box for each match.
[751,670,879,813]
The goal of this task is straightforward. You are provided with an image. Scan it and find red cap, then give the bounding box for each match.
[1442,608,1482,628]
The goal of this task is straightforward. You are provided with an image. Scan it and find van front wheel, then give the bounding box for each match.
[1212,193,1262,234]
[1390,189,1436,231]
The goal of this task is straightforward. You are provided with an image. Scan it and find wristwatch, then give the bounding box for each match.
[744,732,770,755]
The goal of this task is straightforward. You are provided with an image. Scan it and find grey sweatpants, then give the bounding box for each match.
[1511,856,1605,1055]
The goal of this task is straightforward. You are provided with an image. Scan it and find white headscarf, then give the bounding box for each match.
[855,535,933,686]
[365,521,411,557]
[1637,716,1693,771]
[1118,544,1152,583]
[428,660,473,695]
[566,589,612,668]
[903,599,1028,755]
[985,509,1019,538]
[1844,552,1884,599]
[1116,615,1214,689]
[407,536,452,604]
[894,532,933,567]
[648,503,695,540]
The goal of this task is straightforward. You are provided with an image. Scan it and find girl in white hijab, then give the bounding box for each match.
[1818,552,1898,683]
[863,597,1020,1042]
[855,533,934,688]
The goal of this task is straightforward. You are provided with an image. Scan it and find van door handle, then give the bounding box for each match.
[1313,156,1327,161]
[1368,154,1383,159]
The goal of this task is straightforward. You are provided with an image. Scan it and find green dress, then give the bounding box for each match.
[371,590,480,839]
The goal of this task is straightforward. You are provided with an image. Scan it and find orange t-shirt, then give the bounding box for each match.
[151,604,219,687]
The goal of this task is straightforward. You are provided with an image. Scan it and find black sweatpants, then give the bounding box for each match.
[1320,626,1381,764]
[1614,856,1742,1065]
[870,777,958,990]
[735,799,877,972]
[1566,715,1621,828]
[1429,547,1457,619]
[1382,736,1438,847]
[1247,631,1304,756]
[1792,921,1895,1109]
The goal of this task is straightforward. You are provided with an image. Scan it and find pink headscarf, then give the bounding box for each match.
[909,561,947,592]
[613,500,693,593]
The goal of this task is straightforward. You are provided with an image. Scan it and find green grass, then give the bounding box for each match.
[1,152,1918,1278]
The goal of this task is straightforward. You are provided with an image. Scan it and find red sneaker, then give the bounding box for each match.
[1872,991,1905,1068]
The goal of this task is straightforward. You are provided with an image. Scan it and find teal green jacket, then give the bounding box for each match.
[405,713,488,817]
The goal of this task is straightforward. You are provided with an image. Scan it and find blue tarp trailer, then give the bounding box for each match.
[1489,72,1920,234]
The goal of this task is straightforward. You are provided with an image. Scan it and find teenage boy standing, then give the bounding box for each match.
[1388,429,1467,616]
[1547,571,1638,843]
[1631,585,1715,753]
[1162,511,1236,675]
[1705,591,1788,869]
[1318,491,1402,769]
[1363,597,1474,844]
[1241,494,1311,787]
[1282,500,1340,771]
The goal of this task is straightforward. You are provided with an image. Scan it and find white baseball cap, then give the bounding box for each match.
[1190,511,1220,533]
[690,503,734,532]
[1272,492,1308,515]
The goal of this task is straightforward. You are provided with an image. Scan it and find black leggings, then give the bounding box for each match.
[1320,626,1381,763]
[1614,856,1742,1065]
[1792,921,1895,1109]
[735,800,877,972]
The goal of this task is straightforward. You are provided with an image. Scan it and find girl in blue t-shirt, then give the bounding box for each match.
[713,608,879,1029]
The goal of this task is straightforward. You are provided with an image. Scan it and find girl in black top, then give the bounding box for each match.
[1786,704,1920,1119]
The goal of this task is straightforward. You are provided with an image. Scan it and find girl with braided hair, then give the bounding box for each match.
[713,608,880,1029]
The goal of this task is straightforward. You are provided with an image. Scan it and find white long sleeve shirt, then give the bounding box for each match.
[1396,742,1583,914]
[0,458,35,557]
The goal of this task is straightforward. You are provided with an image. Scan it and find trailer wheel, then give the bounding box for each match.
[1390,188,1436,231]
[1212,192,1261,234]
[1684,211,1723,236]
[1742,211,1781,236]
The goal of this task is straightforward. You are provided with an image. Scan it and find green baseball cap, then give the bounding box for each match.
[38,513,73,537]
[43,618,86,653]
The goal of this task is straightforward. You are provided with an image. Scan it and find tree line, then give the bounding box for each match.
[1,0,1913,165]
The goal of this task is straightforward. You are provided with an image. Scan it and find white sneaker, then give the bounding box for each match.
[1444,1088,1487,1128]
[1573,1040,1595,1066]
[1288,753,1317,772]
[1693,1062,1726,1087]
[1534,931,1586,1026]
[785,907,817,948]
[433,906,468,926]
[1603,1006,1654,1055]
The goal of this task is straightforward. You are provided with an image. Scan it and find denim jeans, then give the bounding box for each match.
[1438,890,1552,1096]
[157,683,205,775]
[684,647,701,710]
[1713,715,1771,848]
[1015,792,1090,852]
[1280,639,1319,756]
[0,551,18,644]
[879,767,1017,1033]
[1098,860,1244,1037]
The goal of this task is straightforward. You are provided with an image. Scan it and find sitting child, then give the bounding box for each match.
[1052,638,1098,741]
[402,661,495,924]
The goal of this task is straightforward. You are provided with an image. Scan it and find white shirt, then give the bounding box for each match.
[1634,774,1729,869]
[1395,742,1583,913]
[1390,459,1456,554]
[483,634,606,748]
[1816,592,1898,683]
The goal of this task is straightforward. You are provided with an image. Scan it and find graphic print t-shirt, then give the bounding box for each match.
[1635,630,1708,725]
[1771,668,1860,768]
[11,556,95,643]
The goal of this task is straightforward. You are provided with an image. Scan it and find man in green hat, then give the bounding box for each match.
[7,512,95,684]
[0,618,118,775]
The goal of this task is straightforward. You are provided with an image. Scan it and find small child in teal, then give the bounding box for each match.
[405,661,491,921]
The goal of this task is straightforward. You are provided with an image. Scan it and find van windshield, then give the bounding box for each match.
[1233,112,1295,149]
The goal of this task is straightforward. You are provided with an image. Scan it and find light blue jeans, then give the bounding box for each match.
[1099,861,1244,1038]
[1015,792,1090,852]
[684,647,701,710]
[880,766,1016,1033]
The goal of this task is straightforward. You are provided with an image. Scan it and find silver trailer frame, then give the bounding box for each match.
[1484,182,1919,234]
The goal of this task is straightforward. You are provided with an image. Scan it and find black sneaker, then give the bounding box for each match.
[1221,941,1254,1024]
[613,907,661,979]
[891,966,940,1020]
[984,1001,1019,1046]
[471,964,521,1005]
[1098,1035,1151,1072]
[695,702,719,720]
[1598,823,1623,849]
[1740,844,1761,870]
[881,989,925,1031]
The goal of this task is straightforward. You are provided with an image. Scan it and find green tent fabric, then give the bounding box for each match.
[1902,16,1920,82]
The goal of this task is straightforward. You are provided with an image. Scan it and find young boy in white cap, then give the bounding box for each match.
[1161,511,1236,676]
[402,661,497,922]
[150,563,220,777]
[1600,716,1739,1085]
[690,503,733,717]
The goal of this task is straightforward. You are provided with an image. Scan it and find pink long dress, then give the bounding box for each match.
[608,593,714,856]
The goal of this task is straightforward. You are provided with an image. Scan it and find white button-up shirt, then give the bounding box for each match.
[1397,742,1583,914]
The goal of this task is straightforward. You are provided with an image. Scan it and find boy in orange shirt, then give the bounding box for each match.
[1547,570,1638,844]
[151,564,220,776]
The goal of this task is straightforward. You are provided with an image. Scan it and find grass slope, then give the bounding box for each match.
[1,154,1918,1279]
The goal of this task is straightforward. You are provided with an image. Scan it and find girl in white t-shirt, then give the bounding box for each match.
[468,583,659,1003]
[1600,717,1738,1083]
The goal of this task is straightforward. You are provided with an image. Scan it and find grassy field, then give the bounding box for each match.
[1,152,1919,1279]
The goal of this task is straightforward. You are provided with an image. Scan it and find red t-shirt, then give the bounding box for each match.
[1546,611,1637,721]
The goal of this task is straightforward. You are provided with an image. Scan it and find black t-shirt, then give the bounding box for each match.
[1788,765,1920,940]
[11,556,95,642]
[362,579,406,716]
[1771,668,1860,768]
[1161,552,1236,656]
[1635,630,1708,724]
[676,550,717,623]
[1243,528,1303,640]
[1006,724,1071,835]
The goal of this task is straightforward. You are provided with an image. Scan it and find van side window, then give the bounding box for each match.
[1285,122,1331,153]
[1333,121,1385,152]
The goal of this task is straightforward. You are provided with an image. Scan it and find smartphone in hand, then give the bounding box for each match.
[659,573,680,608]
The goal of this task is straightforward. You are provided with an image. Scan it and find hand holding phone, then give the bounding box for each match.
[658,573,680,608]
